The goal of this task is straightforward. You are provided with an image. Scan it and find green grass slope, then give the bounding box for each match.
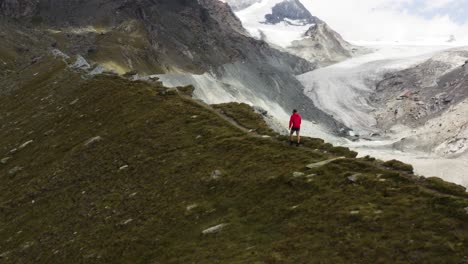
[0,58,467,263]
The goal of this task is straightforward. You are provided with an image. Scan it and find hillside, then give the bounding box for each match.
[0,56,468,263]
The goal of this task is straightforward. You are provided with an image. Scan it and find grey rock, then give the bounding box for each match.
[119,165,129,171]
[0,250,10,258]
[347,173,362,182]
[8,166,23,175]
[1,157,11,164]
[72,55,91,70]
[18,140,33,149]
[292,172,305,177]
[51,48,70,60]
[121,219,133,225]
[202,223,228,234]
[211,170,223,179]
[186,204,199,211]
[84,136,102,147]
[88,65,107,76]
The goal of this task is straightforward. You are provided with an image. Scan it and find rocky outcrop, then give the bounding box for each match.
[288,22,367,65]
[199,0,247,36]
[372,48,468,129]
[371,48,468,157]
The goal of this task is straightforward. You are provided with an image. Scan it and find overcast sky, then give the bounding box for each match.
[300,0,468,43]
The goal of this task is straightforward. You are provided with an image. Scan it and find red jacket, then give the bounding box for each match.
[289,113,302,129]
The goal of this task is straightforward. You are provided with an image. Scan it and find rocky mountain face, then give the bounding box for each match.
[371,48,468,157]
[0,0,38,18]
[263,0,320,25]
[0,0,349,134]
[289,22,366,65]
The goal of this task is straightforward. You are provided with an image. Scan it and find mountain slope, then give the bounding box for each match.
[289,22,367,65]
[0,56,467,263]
[0,0,352,136]
[372,48,468,157]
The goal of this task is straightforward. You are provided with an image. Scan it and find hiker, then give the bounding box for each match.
[289,109,302,146]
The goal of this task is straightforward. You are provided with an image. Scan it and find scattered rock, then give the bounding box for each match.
[186,204,199,211]
[166,88,178,95]
[129,192,138,198]
[44,129,55,136]
[306,157,345,169]
[121,219,133,225]
[0,251,10,258]
[119,165,129,171]
[261,135,271,138]
[1,157,11,164]
[464,207,468,214]
[89,65,107,76]
[51,48,70,59]
[8,166,23,175]
[69,99,79,105]
[72,55,91,70]
[211,170,223,179]
[9,148,17,154]
[350,210,360,215]
[292,172,305,178]
[18,140,33,149]
[21,241,34,250]
[347,173,362,183]
[196,135,202,140]
[84,136,102,147]
[202,223,228,235]
[123,70,138,78]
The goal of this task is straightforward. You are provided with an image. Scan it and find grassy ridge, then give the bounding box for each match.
[0,58,467,263]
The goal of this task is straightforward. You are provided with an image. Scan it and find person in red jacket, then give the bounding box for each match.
[289,109,302,146]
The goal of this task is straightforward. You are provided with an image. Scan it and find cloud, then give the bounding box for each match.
[423,0,457,11]
[300,0,468,43]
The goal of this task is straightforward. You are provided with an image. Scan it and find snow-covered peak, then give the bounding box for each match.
[234,0,317,47]
[264,0,319,26]
[224,0,262,11]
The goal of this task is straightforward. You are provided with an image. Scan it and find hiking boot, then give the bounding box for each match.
[290,141,293,146]
[296,142,300,147]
